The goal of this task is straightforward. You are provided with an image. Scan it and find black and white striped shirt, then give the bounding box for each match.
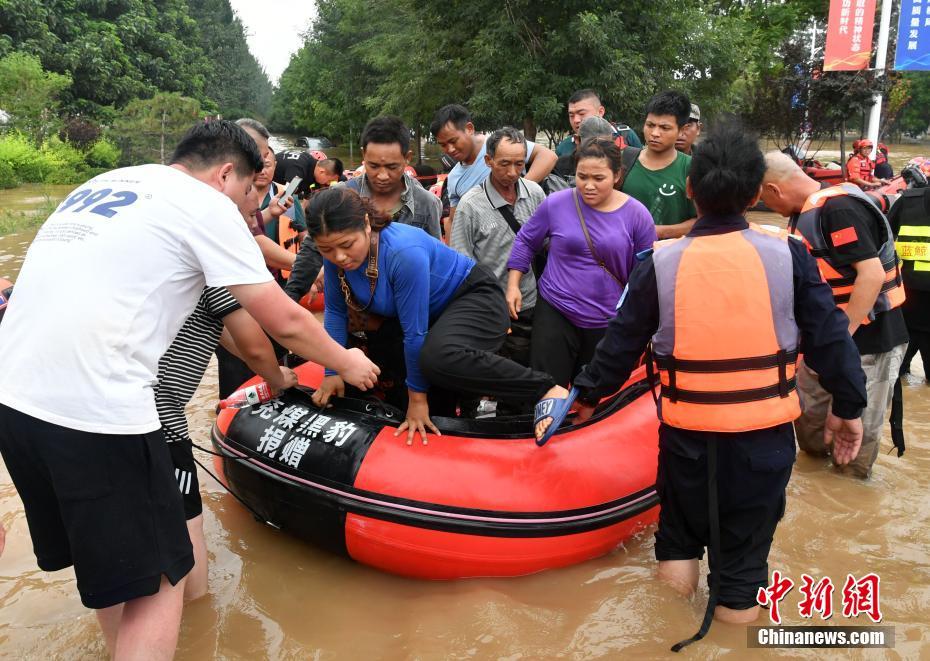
[155,287,240,443]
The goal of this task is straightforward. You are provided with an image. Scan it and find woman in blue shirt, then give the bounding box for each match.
[309,187,556,443]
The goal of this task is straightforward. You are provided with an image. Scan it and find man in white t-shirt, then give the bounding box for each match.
[0,121,378,659]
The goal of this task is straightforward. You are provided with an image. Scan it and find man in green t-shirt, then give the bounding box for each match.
[621,90,697,239]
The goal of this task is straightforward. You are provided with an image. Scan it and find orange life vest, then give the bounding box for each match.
[651,224,801,432]
[847,154,874,183]
[278,214,301,279]
[790,184,905,326]
[267,182,302,279]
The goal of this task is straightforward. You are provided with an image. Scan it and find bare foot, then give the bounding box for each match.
[534,385,569,440]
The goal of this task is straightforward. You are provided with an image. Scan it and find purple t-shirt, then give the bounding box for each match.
[507,189,656,328]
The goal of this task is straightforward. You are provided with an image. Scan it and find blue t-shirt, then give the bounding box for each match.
[323,223,474,392]
[447,139,537,207]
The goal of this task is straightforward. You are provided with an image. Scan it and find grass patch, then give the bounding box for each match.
[0,196,58,235]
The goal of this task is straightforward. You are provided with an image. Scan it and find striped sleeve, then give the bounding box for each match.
[202,286,241,320]
[154,290,229,443]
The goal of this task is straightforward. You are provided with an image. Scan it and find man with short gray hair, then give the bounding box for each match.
[450,127,545,365]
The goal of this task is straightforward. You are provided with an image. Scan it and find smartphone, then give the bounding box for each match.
[280,176,302,201]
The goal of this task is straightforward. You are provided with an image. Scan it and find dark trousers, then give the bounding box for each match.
[417,266,555,411]
[654,424,794,610]
[500,306,534,368]
[346,318,461,416]
[530,295,607,387]
[216,340,288,399]
[900,328,930,378]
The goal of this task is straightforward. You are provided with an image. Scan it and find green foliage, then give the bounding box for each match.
[188,0,274,119]
[36,136,88,183]
[0,133,47,182]
[272,0,822,142]
[0,0,271,122]
[743,38,887,149]
[271,0,379,138]
[892,73,930,136]
[111,92,203,165]
[85,138,120,169]
[0,132,116,185]
[0,160,19,189]
[0,51,71,143]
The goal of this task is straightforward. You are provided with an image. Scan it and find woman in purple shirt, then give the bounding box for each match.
[506,138,656,386]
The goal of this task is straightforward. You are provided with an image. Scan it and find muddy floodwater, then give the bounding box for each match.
[1,154,930,659]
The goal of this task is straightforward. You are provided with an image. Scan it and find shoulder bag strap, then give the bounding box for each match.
[485,181,523,235]
[573,189,623,286]
[619,147,642,189]
[339,231,380,311]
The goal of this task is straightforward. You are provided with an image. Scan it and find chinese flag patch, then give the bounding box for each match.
[831,226,858,247]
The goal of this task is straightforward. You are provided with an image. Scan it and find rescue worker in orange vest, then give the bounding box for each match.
[533,123,867,648]
[846,138,890,190]
[761,151,907,478]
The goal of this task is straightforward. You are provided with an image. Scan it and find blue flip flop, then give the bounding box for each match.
[533,387,579,447]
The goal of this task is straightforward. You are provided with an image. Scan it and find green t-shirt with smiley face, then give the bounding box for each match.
[621,151,696,226]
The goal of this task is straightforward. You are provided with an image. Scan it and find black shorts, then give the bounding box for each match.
[168,441,203,520]
[653,423,795,610]
[0,404,194,609]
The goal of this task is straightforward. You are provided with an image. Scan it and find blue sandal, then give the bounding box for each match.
[533,387,579,447]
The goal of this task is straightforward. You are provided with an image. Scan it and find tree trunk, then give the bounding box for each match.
[415,123,423,164]
[522,117,537,142]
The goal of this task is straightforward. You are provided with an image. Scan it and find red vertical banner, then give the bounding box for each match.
[824,0,877,70]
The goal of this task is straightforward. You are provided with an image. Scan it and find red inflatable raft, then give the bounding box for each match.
[298,290,325,313]
[211,361,660,579]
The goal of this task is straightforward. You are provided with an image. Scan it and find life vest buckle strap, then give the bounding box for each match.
[666,355,678,403]
[653,350,799,374]
[660,378,798,405]
[883,275,903,293]
[826,274,856,287]
[777,349,789,398]
[844,274,907,306]
[644,346,660,408]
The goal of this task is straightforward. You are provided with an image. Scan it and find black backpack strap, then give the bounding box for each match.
[485,182,523,235]
[620,146,642,188]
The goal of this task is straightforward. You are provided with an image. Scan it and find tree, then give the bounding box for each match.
[743,38,887,153]
[272,0,822,144]
[271,0,382,139]
[188,0,274,119]
[0,0,271,121]
[890,72,930,137]
[111,92,202,165]
[0,51,71,143]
